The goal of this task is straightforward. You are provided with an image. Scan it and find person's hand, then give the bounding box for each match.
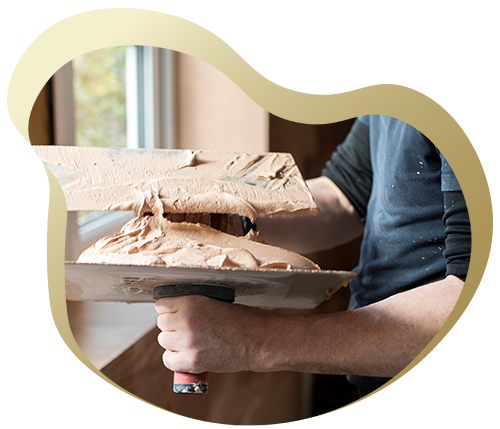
[155,295,268,373]
[164,212,245,235]
[164,212,211,226]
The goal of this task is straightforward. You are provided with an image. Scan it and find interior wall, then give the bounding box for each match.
[176,52,268,152]
[28,82,52,146]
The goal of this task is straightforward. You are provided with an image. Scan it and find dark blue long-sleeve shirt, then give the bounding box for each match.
[322,115,470,389]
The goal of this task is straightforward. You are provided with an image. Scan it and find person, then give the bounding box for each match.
[155,115,470,397]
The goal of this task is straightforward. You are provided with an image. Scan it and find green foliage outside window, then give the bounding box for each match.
[73,46,127,148]
[73,46,128,222]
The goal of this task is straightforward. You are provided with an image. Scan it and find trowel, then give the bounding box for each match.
[35,145,355,394]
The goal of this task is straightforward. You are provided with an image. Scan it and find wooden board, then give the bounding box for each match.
[65,263,355,310]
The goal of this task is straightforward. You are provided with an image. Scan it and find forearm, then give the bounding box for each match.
[257,176,364,254]
[253,275,463,377]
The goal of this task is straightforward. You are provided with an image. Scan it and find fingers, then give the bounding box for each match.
[163,212,236,232]
[159,334,206,374]
[200,213,211,226]
[161,349,194,373]
[158,331,200,373]
[164,212,212,226]
[158,330,179,350]
[157,316,185,369]
[185,213,201,223]
[155,296,183,315]
[165,213,185,222]
[157,312,179,331]
[158,336,185,371]
[161,349,179,371]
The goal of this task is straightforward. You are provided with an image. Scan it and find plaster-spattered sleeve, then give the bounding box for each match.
[438,152,471,280]
[321,119,372,222]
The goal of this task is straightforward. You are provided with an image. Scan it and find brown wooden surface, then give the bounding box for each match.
[99,290,354,424]
[101,327,307,425]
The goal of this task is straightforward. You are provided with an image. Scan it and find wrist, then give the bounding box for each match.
[249,311,308,373]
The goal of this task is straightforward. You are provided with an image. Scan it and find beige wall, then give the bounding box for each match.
[28,83,52,146]
[176,52,268,152]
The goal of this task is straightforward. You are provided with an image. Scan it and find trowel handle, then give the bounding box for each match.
[173,371,209,394]
[153,284,236,395]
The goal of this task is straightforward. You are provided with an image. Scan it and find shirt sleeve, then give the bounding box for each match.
[321,118,372,222]
[442,191,470,280]
[440,152,462,192]
[440,153,470,280]
[322,119,470,280]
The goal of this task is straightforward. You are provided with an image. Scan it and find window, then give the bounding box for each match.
[73,45,175,150]
[52,46,176,257]
[73,46,128,148]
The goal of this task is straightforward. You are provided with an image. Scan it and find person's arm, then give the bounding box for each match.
[255,118,372,254]
[155,127,471,378]
[155,274,463,377]
[256,176,364,254]
[167,119,369,255]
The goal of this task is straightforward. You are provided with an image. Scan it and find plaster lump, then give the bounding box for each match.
[77,213,320,271]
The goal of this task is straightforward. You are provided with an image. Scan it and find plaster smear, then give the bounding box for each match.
[77,214,320,271]
[34,146,318,222]
[36,146,320,271]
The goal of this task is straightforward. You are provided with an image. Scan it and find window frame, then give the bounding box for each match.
[52,46,176,259]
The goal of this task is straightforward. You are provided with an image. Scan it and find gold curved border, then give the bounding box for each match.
[8,8,492,411]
